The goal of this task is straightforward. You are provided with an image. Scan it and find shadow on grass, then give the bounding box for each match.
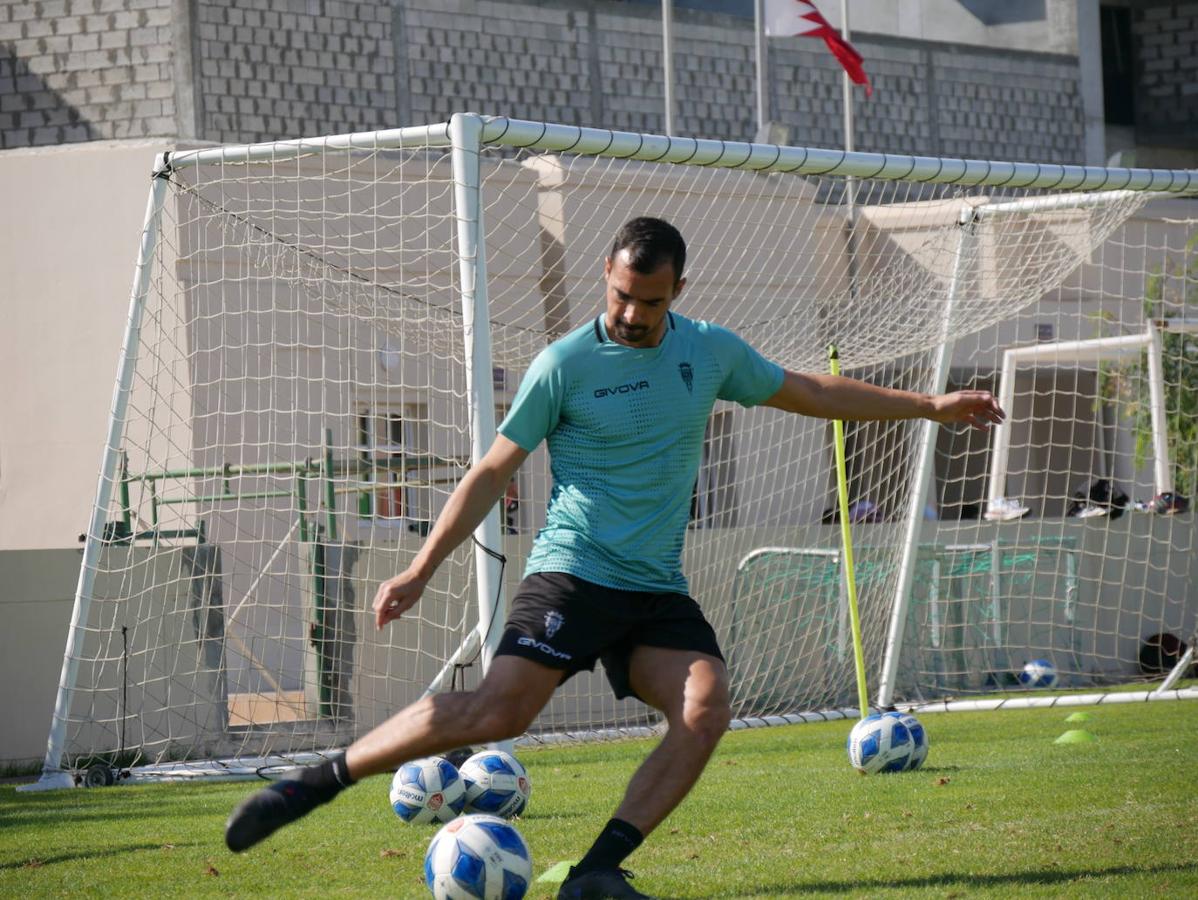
[0,790,234,829]
[732,860,1198,895]
[0,806,226,832]
[0,841,201,871]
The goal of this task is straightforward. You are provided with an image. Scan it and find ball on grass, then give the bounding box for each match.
[847,713,914,774]
[390,757,467,825]
[460,749,531,819]
[883,711,928,771]
[1018,659,1059,689]
[424,813,532,899]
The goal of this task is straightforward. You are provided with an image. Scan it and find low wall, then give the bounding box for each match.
[3,515,1193,765]
[0,545,227,769]
[1,548,81,769]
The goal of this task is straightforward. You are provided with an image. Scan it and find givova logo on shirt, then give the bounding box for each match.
[593,380,650,398]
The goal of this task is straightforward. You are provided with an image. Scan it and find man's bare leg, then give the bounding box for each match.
[613,647,731,835]
[345,656,562,778]
[226,656,562,851]
[558,648,731,899]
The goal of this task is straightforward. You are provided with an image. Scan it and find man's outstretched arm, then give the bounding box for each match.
[372,434,528,628]
[762,369,1005,429]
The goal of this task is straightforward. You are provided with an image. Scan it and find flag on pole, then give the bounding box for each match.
[764,0,873,97]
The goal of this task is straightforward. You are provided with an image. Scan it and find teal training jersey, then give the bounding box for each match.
[498,311,785,593]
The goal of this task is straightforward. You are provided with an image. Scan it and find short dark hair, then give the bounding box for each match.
[609,217,686,280]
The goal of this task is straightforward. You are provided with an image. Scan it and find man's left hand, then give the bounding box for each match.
[930,391,1006,429]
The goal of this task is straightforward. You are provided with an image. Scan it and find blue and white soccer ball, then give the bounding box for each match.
[460,750,532,819]
[883,711,928,771]
[390,757,467,825]
[847,713,915,774]
[1018,658,1059,689]
[424,813,532,900]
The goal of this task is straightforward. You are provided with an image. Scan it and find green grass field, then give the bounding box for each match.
[2,700,1197,898]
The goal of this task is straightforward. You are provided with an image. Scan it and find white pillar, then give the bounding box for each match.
[1075,0,1107,166]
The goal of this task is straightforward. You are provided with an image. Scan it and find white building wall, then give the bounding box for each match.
[0,140,178,551]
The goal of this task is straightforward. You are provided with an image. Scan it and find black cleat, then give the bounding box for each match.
[443,746,475,769]
[225,778,330,852]
[557,866,655,900]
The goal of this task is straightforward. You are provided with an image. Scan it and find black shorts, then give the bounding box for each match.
[495,571,724,701]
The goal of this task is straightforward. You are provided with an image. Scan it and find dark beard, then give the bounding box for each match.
[612,321,650,343]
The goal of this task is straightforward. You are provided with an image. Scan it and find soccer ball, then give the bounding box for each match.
[390,757,467,825]
[424,813,532,899]
[847,713,914,774]
[883,711,928,771]
[460,750,532,818]
[1018,658,1059,689]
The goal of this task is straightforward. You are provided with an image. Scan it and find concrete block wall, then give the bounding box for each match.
[401,1,1088,163]
[400,0,1089,164]
[926,44,1085,162]
[195,0,396,143]
[0,0,175,147]
[404,0,595,128]
[1132,1,1198,150]
[3,0,1097,163]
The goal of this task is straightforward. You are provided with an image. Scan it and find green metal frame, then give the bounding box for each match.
[102,443,467,720]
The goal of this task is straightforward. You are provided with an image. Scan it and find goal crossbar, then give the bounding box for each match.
[160,116,1198,195]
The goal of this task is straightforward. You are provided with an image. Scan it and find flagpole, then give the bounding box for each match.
[754,0,767,139]
[840,0,856,218]
[662,0,675,135]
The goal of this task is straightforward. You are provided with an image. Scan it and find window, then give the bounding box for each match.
[355,405,430,529]
[1100,5,1135,127]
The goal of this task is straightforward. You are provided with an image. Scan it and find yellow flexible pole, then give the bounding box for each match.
[828,344,871,720]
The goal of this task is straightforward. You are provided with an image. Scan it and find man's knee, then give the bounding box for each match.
[671,673,732,749]
[682,697,732,748]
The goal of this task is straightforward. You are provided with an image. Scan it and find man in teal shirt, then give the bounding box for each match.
[227,218,1005,899]
[501,288,783,594]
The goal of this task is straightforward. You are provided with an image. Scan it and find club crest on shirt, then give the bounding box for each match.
[679,362,693,394]
[544,610,564,638]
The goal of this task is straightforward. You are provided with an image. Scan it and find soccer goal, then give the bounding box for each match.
[25,113,1198,789]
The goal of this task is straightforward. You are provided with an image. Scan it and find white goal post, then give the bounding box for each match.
[24,113,1198,790]
[986,316,1198,517]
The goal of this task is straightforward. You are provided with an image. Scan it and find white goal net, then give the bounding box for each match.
[29,115,1198,787]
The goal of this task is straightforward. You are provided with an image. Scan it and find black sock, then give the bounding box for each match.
[294,751,355,803]
[574,818,644,873]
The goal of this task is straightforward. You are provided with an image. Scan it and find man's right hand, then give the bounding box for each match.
[372,570,429,629]
[369,436,528,631]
